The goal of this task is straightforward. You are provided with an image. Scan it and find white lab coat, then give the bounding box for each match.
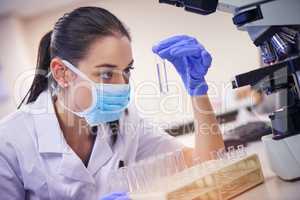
[0,91,184,200]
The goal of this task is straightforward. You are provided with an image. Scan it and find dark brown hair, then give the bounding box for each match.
[19,7,131,144]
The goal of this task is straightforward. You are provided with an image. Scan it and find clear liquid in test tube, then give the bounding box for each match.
[156,55,169,94]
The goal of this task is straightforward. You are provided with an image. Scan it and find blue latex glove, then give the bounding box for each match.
[100,192,130,200]
[152,35,212,96]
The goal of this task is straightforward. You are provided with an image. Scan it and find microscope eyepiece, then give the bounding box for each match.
[159,0,218,15]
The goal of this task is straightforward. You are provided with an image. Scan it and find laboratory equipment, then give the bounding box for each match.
[107,149,188,194]
[159,0,300,181]
[129,146,264,200]
[153,35,211,96]
[155,55,169,94]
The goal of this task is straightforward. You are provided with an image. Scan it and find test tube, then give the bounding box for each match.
[216,148,227,160]
[174,149,187,172]
[227,146,236,160]
[156,55,169,94]
[127,167,138,192]
[131,164,148,192]
[237,144,247,158]
[108,167,129,193]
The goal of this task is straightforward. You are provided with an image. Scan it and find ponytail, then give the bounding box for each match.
[16,7,131,147]
[18,31,52,108]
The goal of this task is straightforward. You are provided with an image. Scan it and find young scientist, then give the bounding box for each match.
[0,7,224,200]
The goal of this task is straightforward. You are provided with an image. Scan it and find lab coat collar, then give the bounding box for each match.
[24,91,113,182]
[58,128,113,183]
[23,91,64,154]
[59,148,95,184]
[87,133,113,176]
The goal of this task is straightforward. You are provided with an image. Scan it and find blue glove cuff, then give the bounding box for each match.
[187,82,208,96]
[184,75,208,96]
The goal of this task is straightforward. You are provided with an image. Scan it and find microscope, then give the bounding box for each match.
[159,0,300,180]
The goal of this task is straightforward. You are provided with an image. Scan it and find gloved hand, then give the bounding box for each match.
[152,35,212,96]
[100,192,130,200]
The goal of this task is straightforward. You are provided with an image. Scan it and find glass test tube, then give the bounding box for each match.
[156,55,169,94]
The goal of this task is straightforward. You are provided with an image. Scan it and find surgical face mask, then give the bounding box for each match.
[60,60,131,126]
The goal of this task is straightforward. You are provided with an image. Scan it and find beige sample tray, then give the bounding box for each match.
[129,154,264,200]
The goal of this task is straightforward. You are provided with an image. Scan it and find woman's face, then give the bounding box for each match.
[63,35,133,112]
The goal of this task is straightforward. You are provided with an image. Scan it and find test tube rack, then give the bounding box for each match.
[129,154,264,200]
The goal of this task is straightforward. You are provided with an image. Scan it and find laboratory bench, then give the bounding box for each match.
[176,134,300,200]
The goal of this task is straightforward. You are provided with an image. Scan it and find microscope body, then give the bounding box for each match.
[159,0,300,180]
[221,0,300,180]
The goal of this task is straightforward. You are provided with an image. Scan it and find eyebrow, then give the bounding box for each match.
[94,60,134,69]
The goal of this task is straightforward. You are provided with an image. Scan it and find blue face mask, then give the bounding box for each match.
[61,60,131,126]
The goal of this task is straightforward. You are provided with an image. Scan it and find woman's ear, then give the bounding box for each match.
[50,58,74,88]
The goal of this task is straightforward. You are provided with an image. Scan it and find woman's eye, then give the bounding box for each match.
[124,69,130,76]
[99,71,113,80]
[97,67,134,82]
[124,67,134,76]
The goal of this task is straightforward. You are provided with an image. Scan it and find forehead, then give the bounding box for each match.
[78,35,133,70]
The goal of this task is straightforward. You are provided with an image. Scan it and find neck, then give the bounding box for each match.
[53,96,96,167]
[53,97,93,146]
